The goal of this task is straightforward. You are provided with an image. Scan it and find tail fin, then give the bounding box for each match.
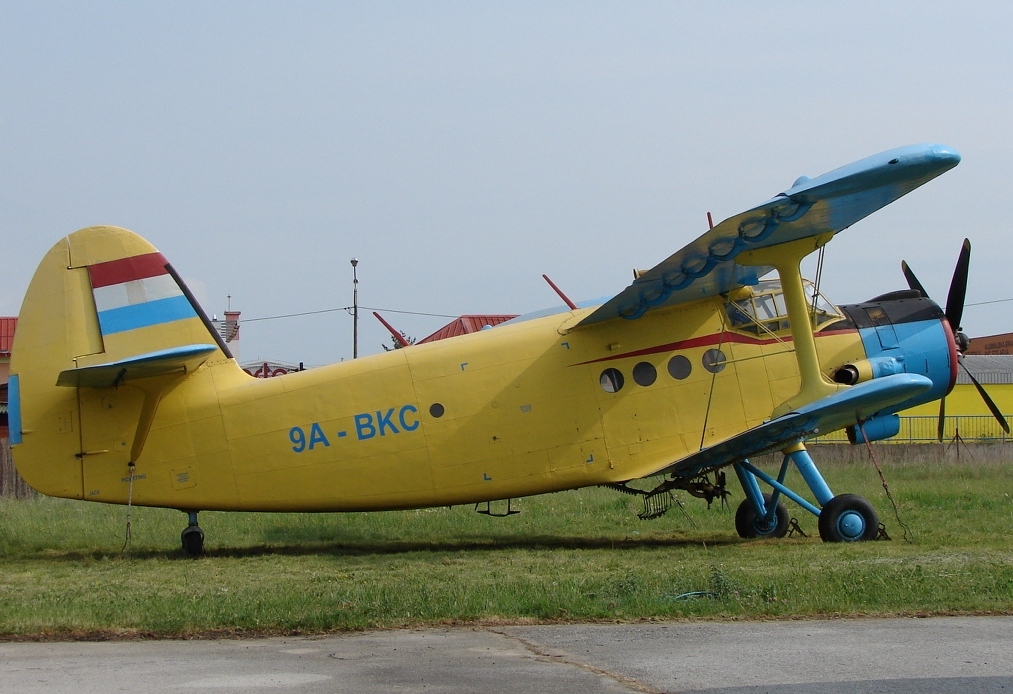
[10,226,232,498]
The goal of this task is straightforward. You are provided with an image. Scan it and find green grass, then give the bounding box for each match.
[1,454,1013,638]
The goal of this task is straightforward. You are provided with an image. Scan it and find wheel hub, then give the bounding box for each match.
[755,518,777,533]
[837,510,865,539]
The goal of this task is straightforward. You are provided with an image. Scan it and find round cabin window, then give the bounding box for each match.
[632,361,657,387]
[702,349,726,373]
[667,355,692,380]
[599,368,625,393]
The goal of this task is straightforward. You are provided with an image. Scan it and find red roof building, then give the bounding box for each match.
[0,317,14,437]
[0,317,15,386]
[418,315,518,344]
[0,317,15,358]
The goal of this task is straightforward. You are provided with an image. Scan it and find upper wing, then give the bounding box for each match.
[650,372,932,480]
[577,144,960,327]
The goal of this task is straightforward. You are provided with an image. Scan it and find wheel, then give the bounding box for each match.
[734,494,789,538]
[818,494,879,542]
[181,525,205,556]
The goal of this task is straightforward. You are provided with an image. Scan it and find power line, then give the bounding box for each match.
[242,307,348,322]
[966,297,1013,308]
[242,305,459,323]
[362,305,459,319]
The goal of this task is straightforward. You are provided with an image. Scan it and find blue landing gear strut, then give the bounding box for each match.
[180,511,204,556]
[732,444,879,542]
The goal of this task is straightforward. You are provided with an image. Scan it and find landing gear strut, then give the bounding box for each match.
[732,444,879,543]
[181,511,204,557]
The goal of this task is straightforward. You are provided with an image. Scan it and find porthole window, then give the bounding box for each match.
[667,355,692,380]
[632,361,657,387]
[702,349,726,373]
[429,403,445,418]
[599,368,625,393]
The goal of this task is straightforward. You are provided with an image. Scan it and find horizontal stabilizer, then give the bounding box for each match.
[56,344,218,388]
[653,373,932,479]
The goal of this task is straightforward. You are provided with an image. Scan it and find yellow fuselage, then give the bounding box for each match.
[13,254,866,512]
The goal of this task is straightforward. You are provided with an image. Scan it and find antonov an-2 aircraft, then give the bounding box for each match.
[9,143,1006,555]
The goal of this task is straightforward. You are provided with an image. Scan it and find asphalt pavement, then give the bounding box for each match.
[1,616,1011,693]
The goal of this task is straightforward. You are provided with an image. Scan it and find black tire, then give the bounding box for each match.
[181,526,205,557]
[734,494,789,538]
[818,494,879,542]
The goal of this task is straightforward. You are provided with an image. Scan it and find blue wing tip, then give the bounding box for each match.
[909,142,960,167]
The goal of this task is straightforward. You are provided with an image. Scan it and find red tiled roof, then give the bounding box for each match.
[418,315,518,344]
[0,317,15,356]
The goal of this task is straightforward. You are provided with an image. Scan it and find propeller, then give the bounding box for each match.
[901,239,1010,441]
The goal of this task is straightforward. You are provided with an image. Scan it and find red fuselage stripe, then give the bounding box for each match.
[572,328,858,366]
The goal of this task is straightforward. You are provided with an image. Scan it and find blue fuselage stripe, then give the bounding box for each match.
[97,295,196,335]
[7,374,21,445]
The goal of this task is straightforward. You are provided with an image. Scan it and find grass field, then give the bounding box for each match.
[1,453,1012,638]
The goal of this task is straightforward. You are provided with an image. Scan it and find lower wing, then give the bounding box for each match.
[652,373,932,479]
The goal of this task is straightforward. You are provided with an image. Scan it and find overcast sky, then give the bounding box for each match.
[2,2,1012,366]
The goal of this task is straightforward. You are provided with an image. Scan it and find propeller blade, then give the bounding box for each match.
[937,397,946,442]
[944,238,971,331]
[901,260,929,298]
[961,363,1010,434]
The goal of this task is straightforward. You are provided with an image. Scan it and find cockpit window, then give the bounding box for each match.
[726,280,841,336]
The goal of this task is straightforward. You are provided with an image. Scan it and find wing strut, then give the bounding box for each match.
[738,232,844,417]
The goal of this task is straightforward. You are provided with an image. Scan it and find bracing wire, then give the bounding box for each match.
[698,312,728,451]
[810,246,825,326]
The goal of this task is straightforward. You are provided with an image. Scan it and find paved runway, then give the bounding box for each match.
[1,617,1011,693]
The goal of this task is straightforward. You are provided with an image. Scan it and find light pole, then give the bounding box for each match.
[350,258,359,359]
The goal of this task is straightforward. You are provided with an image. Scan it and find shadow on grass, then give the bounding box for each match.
[27,534,743,563]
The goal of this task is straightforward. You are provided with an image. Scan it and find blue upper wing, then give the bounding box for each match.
[577,144,960,327]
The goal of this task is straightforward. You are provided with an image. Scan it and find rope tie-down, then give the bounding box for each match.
[858,421,913,543]
[121,461,136,554]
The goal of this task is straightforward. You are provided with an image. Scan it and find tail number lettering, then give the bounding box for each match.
[356,405,419,440]
[289,404,420,452]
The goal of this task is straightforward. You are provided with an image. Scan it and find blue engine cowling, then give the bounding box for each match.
[832,290,957,442]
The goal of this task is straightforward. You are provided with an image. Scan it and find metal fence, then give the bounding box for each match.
[810,415,1012,444]
[0,438,34,498]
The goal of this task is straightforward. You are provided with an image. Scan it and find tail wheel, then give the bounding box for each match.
[818,494,879,542]
[181,525,205,557]
[734,493,789,539]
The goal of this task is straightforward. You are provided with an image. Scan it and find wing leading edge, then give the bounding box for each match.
[577,144,960,327]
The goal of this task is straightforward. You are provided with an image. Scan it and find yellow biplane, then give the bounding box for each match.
[9,144,1005,555]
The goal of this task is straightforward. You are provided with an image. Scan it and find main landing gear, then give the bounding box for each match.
[180,511,204,557]
[734,493,789,538]
[817,494,879,542]
[732,444,879,543]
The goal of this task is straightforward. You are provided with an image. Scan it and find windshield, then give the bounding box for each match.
[726,280,841,336]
